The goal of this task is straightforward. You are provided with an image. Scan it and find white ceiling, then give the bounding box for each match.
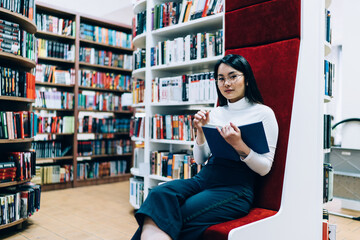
[37,0,134,26]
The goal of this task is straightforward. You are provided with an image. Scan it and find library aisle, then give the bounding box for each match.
[0,182,138,240]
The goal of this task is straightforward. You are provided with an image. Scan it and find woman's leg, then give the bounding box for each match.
[133,178,203,240]
[178,186,251,240]
[141,217,171,240]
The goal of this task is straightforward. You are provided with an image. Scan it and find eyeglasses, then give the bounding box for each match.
[216,74,244,85]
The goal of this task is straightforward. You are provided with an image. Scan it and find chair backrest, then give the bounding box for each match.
[225,0,301,211]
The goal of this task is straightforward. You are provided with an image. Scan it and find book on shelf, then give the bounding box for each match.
[133,10,146,38]
[0,66,36,99]
[37,39,75,61]
[79,47,133,69]
[152,114,195,141]
[78,116,130,134]
[202,122,269,161]
[77,160,127,180]
[0,0,36,21]
[324,60,334,97]
[152,71,216,103]
[35,116,74,134]
[150,29,223,66]
[133,48,146,70]
[34,90,74,109]
[37,164,73,184]
[35,64,75,85]
[0,111,36,140]
[323,162,333,203]
[132,78,145,104]
[323,114,332,149]
[80,23,132,49]
[129,177,144,208]
[36,13,76,37]
[79,69,131,91]
[78,92,121,111]
[77,139,132,156]
[130,116,145,139]
[150,150,201,180]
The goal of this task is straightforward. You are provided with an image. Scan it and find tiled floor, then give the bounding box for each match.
[1,181,360,240]
[0,181,138,240]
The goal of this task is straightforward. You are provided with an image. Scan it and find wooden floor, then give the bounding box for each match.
[1,181,360,240]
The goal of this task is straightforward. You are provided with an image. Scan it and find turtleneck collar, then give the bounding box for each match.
[227,97,252,110]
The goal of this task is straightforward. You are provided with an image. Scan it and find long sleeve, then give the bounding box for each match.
[193,140,211,164]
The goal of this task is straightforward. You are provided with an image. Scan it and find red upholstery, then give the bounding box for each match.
[202,0,301,239]
[225,0,300,49]
[203,208,277,240]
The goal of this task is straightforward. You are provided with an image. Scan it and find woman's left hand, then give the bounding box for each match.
[217,122,250,156]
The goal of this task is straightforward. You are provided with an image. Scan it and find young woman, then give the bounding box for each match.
[131,54,279,240]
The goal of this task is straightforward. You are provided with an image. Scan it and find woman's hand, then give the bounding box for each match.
[193,110,210,131]
[193,110,210,145]
[217,122,250,157]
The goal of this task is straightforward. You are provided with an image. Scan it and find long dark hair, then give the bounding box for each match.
[214,54,264,106]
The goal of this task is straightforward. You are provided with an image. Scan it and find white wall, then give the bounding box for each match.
[37,0,134,26]
[333,0,360,149]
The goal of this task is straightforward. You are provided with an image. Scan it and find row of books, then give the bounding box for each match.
[79,69,131,91]
[153,72,216,103]
[132,78,144,104]
[77,160,128,180]
[77,139,132,156]
[133,48,145,70]
[36,164,73,184]
[0,67,36,99]
[151,0,223,30]
[129,177,144,208]
[32,140,72,159]
[0,0,35,21]
[0,111,36,140]
[133,10,146,38]
[0,19,36,60]
[80,23,132,49]
[150,29,223,66]
[79,47,133,69]
[36,13,76,37]
[35,64,75,85]
[0,183,41,225]
[324,114,332,150]
[152,114,196,141]
[150,151,201,179]
[130,117,145,139]
[325,9,331,44]
[324,60,334,97]
[34,90,74,109]
[1,151,36,182]
[37,39,75,61]
[78,92,121,112]
[78,117,131,134]
[35,116,74,134]
[323,162,334,203]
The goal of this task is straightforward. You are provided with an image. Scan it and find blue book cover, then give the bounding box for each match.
[202,122,269,161]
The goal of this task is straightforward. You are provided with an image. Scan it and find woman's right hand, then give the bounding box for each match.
[193,110,210,131]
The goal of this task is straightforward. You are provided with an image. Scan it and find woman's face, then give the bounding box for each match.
[217,63,246,103]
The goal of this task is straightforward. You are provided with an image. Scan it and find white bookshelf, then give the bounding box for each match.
[130,0,225,204]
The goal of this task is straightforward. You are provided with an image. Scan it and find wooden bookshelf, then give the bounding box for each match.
[0,218,29,230]
[78,86,130,94]
[0,3,39,230]
[79,62,132,73]
[0,7,36,34]
[35,82,75,89]
[0,96,35,103]
[37,56,75,65]
[77,153,132,161]
[35,1,134,190]
[0,179,31,189]
[0,51,36,69]
[41,181,73,192]
[0,138,34,144]
[33,107,74,112]
[36,30,76,41]
[75,174,131,187]
[80,39,133,52]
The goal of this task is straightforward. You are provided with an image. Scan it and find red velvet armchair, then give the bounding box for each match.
[202,0,301,239]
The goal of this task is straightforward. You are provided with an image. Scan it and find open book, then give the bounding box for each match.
[201,122,269,161]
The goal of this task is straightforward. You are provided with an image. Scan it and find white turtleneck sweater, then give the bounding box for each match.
[193,98,279,176]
